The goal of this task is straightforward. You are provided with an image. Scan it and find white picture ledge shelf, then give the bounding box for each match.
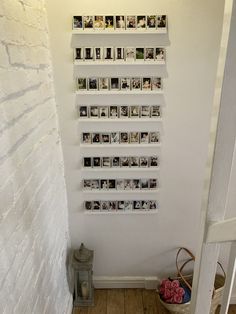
[72,30,167,35]
[76,90,163,95]
[81,168,159,172]
[74,61,165,66]
[78,118,162,122]
[84,210,159,215]
[80,144,161,148]
[82,189,159,194]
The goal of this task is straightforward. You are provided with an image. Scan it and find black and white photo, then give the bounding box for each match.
[141,178,149,189]
[126,47,135,62]
[94,15,105,29]
[83,179,91,190]
[84,47,93,60]
[79,105,88,118]
[104,47,114,60]
[88,77,98,90]
[101,201,109,210]
[147,15,156,28]
[126,16,136,29]
[120,132,129,144]
[133,179,141,189]
[129,131,139,144]
[124,179,133,190]
[94,47,103,60]
[77,78,87,90]
[112,157,120,167]
[111,132,120,144]
[130,157,139,167]
[119,105,129,118]
[145,47,154,60]
[101,133,110,144]
[83,157,92,168]
[120,78,131,90]
[120,156,130,167]
[99,106,109,118]
[92,133,100,143]
[82,132,91,144]
[99,77,109,90]
[105,16,114,29]
[131,78,141,90]
[142,200,150,210]
[152,77,162,90]
[124,201,132,211]
[130,105,139,118]
[74,48,83,60]
[83,16,93,29]
[140,156,149,167]
[110,78,120,90]
[91,179,100,189]
[116,179,124,190]
[90,106,99,118]
[149,178,158,189]
[137,16,146,29]
[93,201,101,210]
[155,48,165,61]
[93,157,101,167]
[151,105,161,118]
[84,201,92,210]
[141,105,150,117]
[150,200,157,209]
[157,15,167,28]
[110,105,118,118]
[133,200,142,210]
[100,179,109,190]
[115,47,125,61]
[116,16,126,29]
[149,131,160,143]
[118,201,125,210]
[102,157,111,168]
[109,201,117,211]
[73,16,83,29]
[150,156,159,167]
[142,77,151,90]
[109,179,116,189]
[140,132,149,144]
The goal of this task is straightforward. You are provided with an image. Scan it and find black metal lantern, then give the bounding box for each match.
[72,243,94,306]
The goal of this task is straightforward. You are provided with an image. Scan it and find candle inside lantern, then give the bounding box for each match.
[81,281,89,299]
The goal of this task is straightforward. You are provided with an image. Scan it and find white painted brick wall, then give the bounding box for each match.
[0,1,72,313]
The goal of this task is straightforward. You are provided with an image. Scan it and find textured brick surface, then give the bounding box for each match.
[0,1,72,313]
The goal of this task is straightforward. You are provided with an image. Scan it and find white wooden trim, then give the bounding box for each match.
[206,218,236,243]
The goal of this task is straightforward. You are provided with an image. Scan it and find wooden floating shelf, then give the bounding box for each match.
[72,29,167,35]
[74,61,165,66]
[76,90,163,95]
[84,209,159,215]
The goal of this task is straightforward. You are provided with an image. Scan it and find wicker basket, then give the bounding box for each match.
[158,248,225,314]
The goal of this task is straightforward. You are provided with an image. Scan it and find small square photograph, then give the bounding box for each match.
[104,47,114,61]
[99,106,109,118]
[83,157,92,168]
[74,48,83,61]
[141,178,149,189]
[131,78,141,90]
[141,105,150,117]
[82,132,91,144]
[120,132,129,144]
[142,77,151,90]
[100,179,109,190]
[115,47,125,61]
[105,16,114,29]
[88,77,98,90]
[102,157,111,168]
[93,201,101,210]
[109,201,117,211]
[94,15,105,30]
[84,201,93,210]
[126,16,136,29]
[112,157,120,167]
[115,16,126,29]
[119,105,129,118]
[94,47,103,60]
[101,201,109,211]
[111,132,120,144]
[101,133,110,144]
[137,16,146,29]
[77,78,87,90]
[93,157,101,167]
[120,78,131,90]
[110,106,118,118]
[109,179,116,189]
[140,132,149,144]
[149,131,160,143]
[151,105,161,118]
[73,16,83,29]
[124,201,132,211]
[130,157,139,168]
[149,156,159,167]
[83,16,93,29]
[142,200,150,210]
[110,78,120,90]
[147,15,156,28]
[155,48,165,61]
[129,132,139,144]
[140,156,149,167]
[150,200,158,209]
[99,77,109,90]
[145,48,155,61]
[90,106,99,118]
[124,179,133,190]
[151,77,162,90]
[84,47,93,60]
[79,105,88,118]
[133,200,142,210]
[118,201,125,210]
[136,48,144,61]
[157,15,167,28]
[83,179,91,190]
[91,179,100,189]
[120,156,130,167]
[92,133,100,144]
[133,179,141,189]
[126,47,135,62]
[130,105,140,118]
[116,179,124,190]
[150,178,158,189]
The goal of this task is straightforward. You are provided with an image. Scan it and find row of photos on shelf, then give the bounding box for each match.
[73,15,167,30]
[77,77,162,91]
[84,200,158,211]
[78,105,161,119]
[83,178,158,190]
[74,47,165,62]
[83,156,159,168]
[81,131,160,145]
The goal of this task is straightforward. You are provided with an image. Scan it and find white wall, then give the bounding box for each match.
[0,0,72,313]
[46,0,224,281]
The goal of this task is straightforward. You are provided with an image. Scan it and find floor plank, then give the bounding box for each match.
[125,289,144,314]
[107,289,125,314]
[88,289,107,314]
[142,289,158,314]
[73,307,88,314]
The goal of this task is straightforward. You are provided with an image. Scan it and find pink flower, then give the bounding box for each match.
[171,280,180,289]
[159,287,165,295]
[163,280,172,289]
[176,287,185,296]
[163,289,172,300]
[170,289,175,297]
[173,294,183,304]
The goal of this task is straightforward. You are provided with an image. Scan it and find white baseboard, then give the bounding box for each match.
[230,295,236,304]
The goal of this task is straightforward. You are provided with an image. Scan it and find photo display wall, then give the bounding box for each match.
[72,14,168,213]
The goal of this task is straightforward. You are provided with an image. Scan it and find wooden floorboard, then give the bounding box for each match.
[125,289,144,314]
[142,289,158,314]
[107,289,125,314]
[88,290,107,314]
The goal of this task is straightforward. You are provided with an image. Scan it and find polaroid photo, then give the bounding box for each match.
[109,179,116,189]
[157,15,167,29]
[141,105,150,117]
[111,132,120,144]
[74,48,83,61]
[151,105,161,118]
[115,16,125,30]
[126,47,135,62]
[152,77,162,90]
[142,77,151,91]
[105,16,114,30]
[93,201,101,210]
[79,105,88,118]
[84,201,92,210]
[92,133,100,144]
[77,78,87,90]
[155,48,165,62]
[142,200,150,210]
[112,157,120,167]
[91,179,100,190]
[133,179,141,189]
[149,156,159,167]
[88,77,98,90]
[130,105,140,118]
[110,106,118,118]
[120,78,131,91]
[119,105,129,118]
[102,157,111,168]
[124,179,133,190]
[83,157,92,168]
[136,48,145,62]
[149,131,160,144]
[116,179,124,190]
[101,133,110,144]
[129,132,140,144]
[110,78,120,90]
[149,178,158,189]
[94,15,105,30]
[90,106,99,118]
[150,200,158,210]
[115,47,125,61]
[120,132,129,144]
[83,179,91,190]
[140,157,149,167]
[100,179,109,190]
[99,106,109,118]
[140,178,149,189]
[133,200,142,210]
[140,132,149,144]
[120,157,130,167]
[101,201,109,211]
[84,47,94,61]
[124,201,132,211]
[83,16,93,29]
[126,16,136,29]
[130,157,139,168]
[99,77,109,90]
[104,47,114,61]
[137,16,147,29]
[94,47,103,60]
[82,132,91,144]
[118,201,125,210]
[147,15,156,29]
[73,16,83,29]
[109,201,117,211]
[93,157,101,167]
[131,78,141,90]
[145,48,155,61]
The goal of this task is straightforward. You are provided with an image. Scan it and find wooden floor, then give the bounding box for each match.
[73,289,236,314]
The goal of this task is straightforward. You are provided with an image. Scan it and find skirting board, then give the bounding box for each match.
[66,295,73,314]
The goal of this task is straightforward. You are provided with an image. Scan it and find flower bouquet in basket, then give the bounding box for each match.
[159,278,191,304]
